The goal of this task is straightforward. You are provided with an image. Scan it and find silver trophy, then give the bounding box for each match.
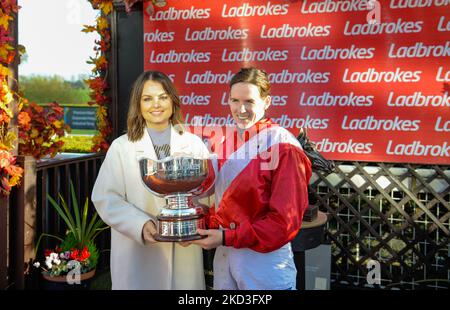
[139,156,215,242]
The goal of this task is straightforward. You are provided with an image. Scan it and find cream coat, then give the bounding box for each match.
[91,126,210,290]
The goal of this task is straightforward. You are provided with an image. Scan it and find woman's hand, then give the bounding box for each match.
[142,220,158,245]
[190,229,223,250]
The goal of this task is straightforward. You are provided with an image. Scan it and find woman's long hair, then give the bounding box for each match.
[127,71,184,142]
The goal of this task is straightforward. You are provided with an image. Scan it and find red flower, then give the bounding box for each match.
[80,247,91,261]
[70,249,79,260]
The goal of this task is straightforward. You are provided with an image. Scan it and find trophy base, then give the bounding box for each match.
[156,214,206,242]
[154,234,206,242]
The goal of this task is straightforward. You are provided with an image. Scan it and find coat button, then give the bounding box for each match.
[229,222,235,230]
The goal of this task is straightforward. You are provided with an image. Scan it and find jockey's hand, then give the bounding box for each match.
[190,229,222,250]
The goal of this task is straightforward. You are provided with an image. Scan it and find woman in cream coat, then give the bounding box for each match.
[92,71,209,289]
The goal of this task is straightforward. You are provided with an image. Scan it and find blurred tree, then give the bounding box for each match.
[19,75,90,104]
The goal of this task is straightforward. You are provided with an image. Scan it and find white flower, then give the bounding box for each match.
[33,262,40,268]
[54,259,61,265]
[45,260,52,269]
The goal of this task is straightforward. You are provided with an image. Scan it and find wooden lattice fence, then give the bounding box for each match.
[310,162,450,289]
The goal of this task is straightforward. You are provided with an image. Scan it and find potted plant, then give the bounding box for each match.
[33,181,109,289]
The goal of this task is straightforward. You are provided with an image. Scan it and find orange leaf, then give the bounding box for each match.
[99,1,113,15]
[0,14,12,29]
[82,25,96,33]
[96,16,109,31]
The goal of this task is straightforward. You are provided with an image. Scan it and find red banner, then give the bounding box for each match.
[143,0,450,164]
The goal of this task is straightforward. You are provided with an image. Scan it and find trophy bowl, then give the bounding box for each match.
[139,156,215,242]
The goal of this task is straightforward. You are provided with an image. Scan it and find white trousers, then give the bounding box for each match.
[213,243,297,290]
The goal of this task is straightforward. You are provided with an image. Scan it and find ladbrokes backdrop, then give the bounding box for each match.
[143,0,450,164]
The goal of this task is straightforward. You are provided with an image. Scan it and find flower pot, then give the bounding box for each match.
[42,269,96,290]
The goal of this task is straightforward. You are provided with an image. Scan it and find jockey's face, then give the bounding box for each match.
[229,82,271,129]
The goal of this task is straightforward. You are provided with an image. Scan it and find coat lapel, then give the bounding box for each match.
[134,128,158,160]
[170,126,190,156]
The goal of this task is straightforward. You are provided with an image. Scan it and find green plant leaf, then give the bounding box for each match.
[91,229,109,243]
[85,212,99,241]
[81,197,89,247]
[47,194,77,238]
[57,193,76,236]
[90,226,110,242]
[70,181,82,243]
[85,219,108,244]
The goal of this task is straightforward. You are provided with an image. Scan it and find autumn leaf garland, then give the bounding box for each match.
[84,0,113,153]
[83,1,169,152]
[0,0,23,196]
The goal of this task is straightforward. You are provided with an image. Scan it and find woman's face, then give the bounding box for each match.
[229,82,271,129]
[140,80,173,130]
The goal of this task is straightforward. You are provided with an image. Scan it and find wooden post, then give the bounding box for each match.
[112,2,143,136]
[9,155,36,289]
[0,196,8,289]
[21,156,37,273]
[110,2,119,140]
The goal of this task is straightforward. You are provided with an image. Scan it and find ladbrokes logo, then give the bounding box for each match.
[301,0,373,13]
[299,92,373,107]
[272,115,329,129]
[388,41,450,58]
[390,0,450,9]
[260,23,331,38]
[316,138,373,154]
[185,26,249,41]
[185,113,235,127]
[343,68,422,83]
[341,115,421,131]
[221,2,289,17]
[300,45,375,60]
[150,6,210,20]
[386,140,450,157]
[222,47,288,62]
[185,70,234,85]
[268,69,330,84]
[344,18,423,35]
[387,91,450,107]
[149,50,211,63]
